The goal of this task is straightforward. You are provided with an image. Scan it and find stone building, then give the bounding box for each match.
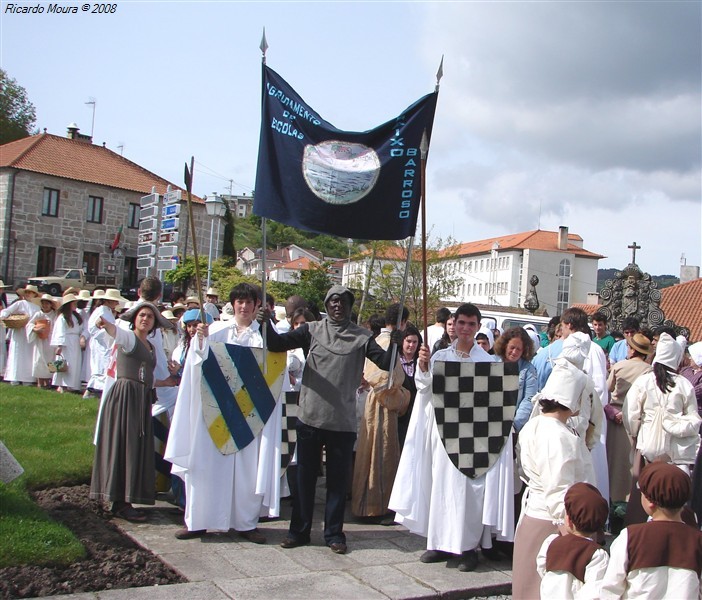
[0,128,214,290]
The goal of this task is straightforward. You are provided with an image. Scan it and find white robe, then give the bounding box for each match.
[537,533,609,600]
[583,343,610,504]
[86,306,115,391]
[79,307,91,383]
[50,313,84,391]
[164,319,282,532]
[26,310,57,379]
[0,299,39,383]
[389,341,514,554]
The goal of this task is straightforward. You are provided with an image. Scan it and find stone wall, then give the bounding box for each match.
[0,169,214,288]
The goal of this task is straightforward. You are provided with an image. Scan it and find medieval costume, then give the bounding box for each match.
[389,342,515,558]
[165,317,282,533]
[352,329,410,517]
[0,293,39,384]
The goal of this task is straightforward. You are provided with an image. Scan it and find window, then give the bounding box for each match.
[42,188,59,217]
[557,259,572,315]
[128,203,140,229]
[36,246,56,276]
[87,196,104,223]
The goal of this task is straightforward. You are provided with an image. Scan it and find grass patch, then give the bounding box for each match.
[0,384,97,489]
[0,483,86,567]
[0,383,98,566]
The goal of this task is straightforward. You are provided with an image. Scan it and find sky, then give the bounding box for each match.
[2,1,700,277]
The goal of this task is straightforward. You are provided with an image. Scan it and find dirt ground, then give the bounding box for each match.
[0,484,186,599]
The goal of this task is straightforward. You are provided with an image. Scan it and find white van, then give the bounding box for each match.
[445,304,553,335]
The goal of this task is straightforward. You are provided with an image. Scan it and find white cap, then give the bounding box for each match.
[653,332,683,370]
[561,332,591,370]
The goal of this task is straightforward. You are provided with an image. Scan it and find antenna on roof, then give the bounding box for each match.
[117,143,124,156]
[85,98,96,139]
[537,199,542,230]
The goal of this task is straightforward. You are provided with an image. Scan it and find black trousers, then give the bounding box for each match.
[288,422,356,545]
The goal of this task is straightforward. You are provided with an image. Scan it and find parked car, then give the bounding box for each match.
[28,269,116,296]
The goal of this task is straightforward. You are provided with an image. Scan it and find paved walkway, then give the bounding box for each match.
[62,484,512,600]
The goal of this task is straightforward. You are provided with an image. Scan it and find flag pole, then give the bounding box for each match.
[387,235,415,388]
[260,28,269,374]
[420,130,429,347]
[184,157,206,323]
[420,57,441,344]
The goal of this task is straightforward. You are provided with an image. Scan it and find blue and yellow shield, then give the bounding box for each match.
[201,342,286,455]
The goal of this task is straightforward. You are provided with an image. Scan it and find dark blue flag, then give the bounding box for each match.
[254,65,438,241]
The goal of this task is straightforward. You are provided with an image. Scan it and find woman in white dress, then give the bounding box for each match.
[26,294,58,388]
[0,280,10,377]
[513,357,596,599]
[0,285,40,384]
[50,294,84,393]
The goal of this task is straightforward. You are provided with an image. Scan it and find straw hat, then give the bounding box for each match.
[185,296,201,307]
[76,289,92,301]
[0,279,11,288]
[120,301,176,331]
[161,309,178,321]
[206,287,219,297]
[59,293,79,308]
[38,294,59,310]
[17,284,40,297]
[626,333,651,356]
[63,286,81,296]
[92,289,106,300]
[102,288,128,303]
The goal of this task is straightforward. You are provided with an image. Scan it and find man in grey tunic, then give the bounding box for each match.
[262,285,398,554]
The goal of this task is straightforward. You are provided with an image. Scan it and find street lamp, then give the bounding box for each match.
[346,238,353,286]
[205,194,226,289]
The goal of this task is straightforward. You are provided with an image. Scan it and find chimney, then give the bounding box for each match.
[65,122,93,143]
[558,226,569,251]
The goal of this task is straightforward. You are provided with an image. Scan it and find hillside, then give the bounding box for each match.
[597,268,679,292]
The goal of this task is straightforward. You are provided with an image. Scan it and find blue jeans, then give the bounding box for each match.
[289,422,356,545]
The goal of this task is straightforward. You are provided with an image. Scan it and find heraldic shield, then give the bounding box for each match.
[201,342,286,455]
[432,361,519,479]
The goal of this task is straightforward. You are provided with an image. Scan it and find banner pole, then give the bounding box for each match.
[388,235,415,388]
[184,157,206,323]
[420,131,429,347]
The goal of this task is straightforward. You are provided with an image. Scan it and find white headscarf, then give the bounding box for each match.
[653,332,683,370]
[533,360,588,414]
[560,331,591,370]
[688,342,702,368]
[477,326,494,349]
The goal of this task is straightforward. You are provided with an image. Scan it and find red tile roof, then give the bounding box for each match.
[660,278,702,342]
[277,256,316,271]
[451,230,604,259]
[569,303,601,316]
[0,133,202,201]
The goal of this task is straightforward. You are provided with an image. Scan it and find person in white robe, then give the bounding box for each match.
[26,294,58,387]
[50,294,85,393]
[512,354,597,599]
[165,283,281,542]
[85,289,127,398]
[389,303,512,573]
[0,280,12,377]
[0,285,40,384]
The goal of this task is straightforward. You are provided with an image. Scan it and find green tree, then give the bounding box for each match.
[355,236,461,328]
[293,261,333,310]
[0,69,36,144]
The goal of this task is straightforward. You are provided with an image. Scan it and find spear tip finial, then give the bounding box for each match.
[260,27,269,64]
[435,55,444,92]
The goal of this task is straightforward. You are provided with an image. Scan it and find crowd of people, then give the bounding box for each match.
[1,278,701,598]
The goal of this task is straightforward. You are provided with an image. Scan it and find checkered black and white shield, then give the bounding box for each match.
[432,361,519,479]
[280,391,300,476]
